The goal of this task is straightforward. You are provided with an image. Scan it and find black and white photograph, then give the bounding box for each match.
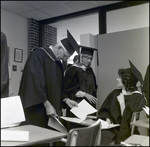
[1,1,149,146]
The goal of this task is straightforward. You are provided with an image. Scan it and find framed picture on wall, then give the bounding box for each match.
[14,48,23,63]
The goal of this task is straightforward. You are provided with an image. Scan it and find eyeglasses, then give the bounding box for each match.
[82,55,93,60]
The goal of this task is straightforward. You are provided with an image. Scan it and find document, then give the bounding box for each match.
[1,130,29,141]
[48,116,68,135]
[70,99,97,119]
[60,116,85,123]
[143,105,149,115]
[99,119,120,129]
[1,96,25,128]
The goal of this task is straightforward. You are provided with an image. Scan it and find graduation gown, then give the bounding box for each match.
[64,65,97,105]
[1,32,9,98]
[18,47,66,128]
[62,65,98,130]
[98,89,146,144]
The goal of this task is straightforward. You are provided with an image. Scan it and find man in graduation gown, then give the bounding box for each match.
[1,32,9,98]
[18,30,78,129]
[97,60,146,145]
[62,46,98,130]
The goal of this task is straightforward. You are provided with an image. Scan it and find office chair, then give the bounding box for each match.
[61,119,101,146]
[130,111,140,135]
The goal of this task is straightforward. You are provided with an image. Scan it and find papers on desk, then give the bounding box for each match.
[143,106,149,115]
[1,96,25,128]
[48,116,68,135]
[60,116,85,123]
[1,130,29,141]
[98,119,120,129]
[70,99,97,119]
[60,99,119,130]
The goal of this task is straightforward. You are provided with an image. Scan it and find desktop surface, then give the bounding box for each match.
[1,124,66,146]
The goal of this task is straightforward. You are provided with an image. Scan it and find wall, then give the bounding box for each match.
[107,3,149,33]
[97,27,149,135]
[97,27,149,109]
[1,9,28,96]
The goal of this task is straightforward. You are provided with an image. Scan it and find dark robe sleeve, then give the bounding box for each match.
[18,49,48,108]
[64,66,80,100]
[1,32,9,98]
[98,89,121,121]
[118,93,146,142]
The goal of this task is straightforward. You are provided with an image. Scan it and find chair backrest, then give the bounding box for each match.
[65,119,101,146]
[130,111,140,135]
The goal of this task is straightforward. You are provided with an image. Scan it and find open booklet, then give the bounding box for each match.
[70,99,97,119]
[1,96,29,141]
[48,116,68,135]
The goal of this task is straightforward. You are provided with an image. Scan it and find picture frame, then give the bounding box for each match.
[14,48,23,63]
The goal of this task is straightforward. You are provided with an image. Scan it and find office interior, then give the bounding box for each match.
[1,0,149,144]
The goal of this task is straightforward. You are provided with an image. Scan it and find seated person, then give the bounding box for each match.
[97,60,146,145]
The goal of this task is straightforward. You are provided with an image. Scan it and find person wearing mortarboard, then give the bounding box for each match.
[18,30,79,129]
[62,45,99,130]
[97,60,147,145]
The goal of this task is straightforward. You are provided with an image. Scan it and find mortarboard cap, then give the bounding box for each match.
[129,60,144,84]
[60,30,79,55]
[79,45,99,66]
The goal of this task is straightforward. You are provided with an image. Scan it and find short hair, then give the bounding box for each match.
[118,68,138,92]
[73,55,79,63]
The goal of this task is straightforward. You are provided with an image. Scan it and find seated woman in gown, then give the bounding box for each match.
[97,60,146,145]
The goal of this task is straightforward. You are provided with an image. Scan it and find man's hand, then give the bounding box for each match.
[65,98,78,108]
[43,100,58,117]
[106,118,112,125]
[75,91,86,97]
[84,93,98,104]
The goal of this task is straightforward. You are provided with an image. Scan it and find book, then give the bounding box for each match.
[48,116,68,135]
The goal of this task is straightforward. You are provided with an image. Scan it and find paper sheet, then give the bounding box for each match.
[70,99,97,119]
[1,96,25,128]
[143,106,149,115]
[48,116,68,135]
[99,119,120,129]
[60,116,85,123]
[1,130,29,141]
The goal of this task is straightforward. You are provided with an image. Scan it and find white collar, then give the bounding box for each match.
[122,90,142,95]
[72,63,87,71]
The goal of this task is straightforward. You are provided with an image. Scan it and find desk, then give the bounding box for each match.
[1,125,66,146]
[124,135,149,146]
[130,118,149,129]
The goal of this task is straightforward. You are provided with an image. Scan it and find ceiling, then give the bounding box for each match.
[1,1,121,21]
[1,1,122,41]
